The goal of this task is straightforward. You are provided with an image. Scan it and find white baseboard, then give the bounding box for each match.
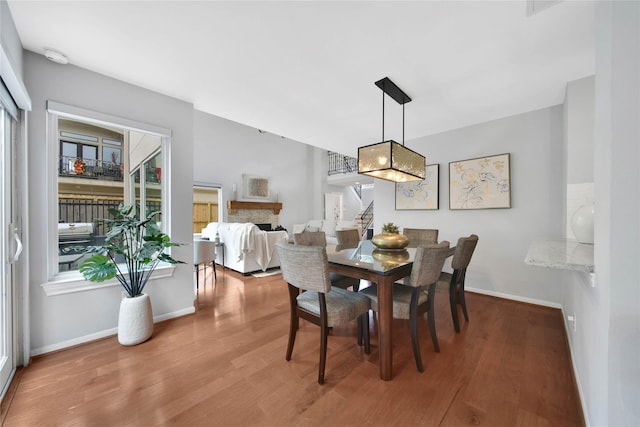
[466,287,562,309]
[560,306,591,427]
[30,306,196,357]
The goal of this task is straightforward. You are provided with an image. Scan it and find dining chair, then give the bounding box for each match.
[438,234,479,332]
[294,231,361,292]
[360,241,450,372]
[335,228,360,251]
[403,228,439,248]
[276,242,370,384]
[293,231,327,246]
[193,239,217,288]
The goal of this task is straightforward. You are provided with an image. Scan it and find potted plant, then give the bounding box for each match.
[371,222,409,250]
[78,204,184,345]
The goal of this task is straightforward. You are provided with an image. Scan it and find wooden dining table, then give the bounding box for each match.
[326,240,454,381]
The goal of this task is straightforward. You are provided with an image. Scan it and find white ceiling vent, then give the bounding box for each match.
[527,0,563,17]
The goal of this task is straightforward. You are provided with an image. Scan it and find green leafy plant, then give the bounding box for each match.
[381,222,400,234]
[77,204,184,297]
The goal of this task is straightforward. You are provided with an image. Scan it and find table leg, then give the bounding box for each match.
[377,276,394,381]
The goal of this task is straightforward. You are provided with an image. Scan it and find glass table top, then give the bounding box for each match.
[326,240,417,274]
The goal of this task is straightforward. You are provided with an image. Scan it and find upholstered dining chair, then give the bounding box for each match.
[335,228,360,251]
[293,231,327,246]
[193,239,217,288]
[294,231,361,291]
[403,228,439,248]
[361,241,450,372]
[438,234,479,332]
[276,242,370,384]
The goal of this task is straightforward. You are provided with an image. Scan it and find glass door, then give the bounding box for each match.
[0,92,20,397]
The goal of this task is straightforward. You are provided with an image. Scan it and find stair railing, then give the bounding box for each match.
[358,201,374,237]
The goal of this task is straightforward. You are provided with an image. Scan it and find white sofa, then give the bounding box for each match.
[201,222,288,275]
[292,219,362,245]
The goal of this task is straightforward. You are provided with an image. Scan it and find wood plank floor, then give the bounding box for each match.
[2,268,583,426]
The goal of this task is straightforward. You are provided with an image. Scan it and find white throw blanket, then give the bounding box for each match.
[229,223,257,262]
[202,222,288,272]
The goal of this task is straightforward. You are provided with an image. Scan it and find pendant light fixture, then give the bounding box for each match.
[358,77,426,183]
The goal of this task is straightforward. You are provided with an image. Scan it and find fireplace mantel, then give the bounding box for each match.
[227,200,282,215]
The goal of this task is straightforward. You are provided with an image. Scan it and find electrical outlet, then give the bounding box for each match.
[567,314,577,332]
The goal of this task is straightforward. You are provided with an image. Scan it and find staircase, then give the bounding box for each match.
[355,201,373,238]
[326,151,373,237]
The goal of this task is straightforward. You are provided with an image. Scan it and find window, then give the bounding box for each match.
[46,101,171,285]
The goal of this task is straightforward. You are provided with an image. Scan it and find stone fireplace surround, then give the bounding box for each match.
[226,201,283,229]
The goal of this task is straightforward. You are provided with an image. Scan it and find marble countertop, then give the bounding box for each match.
[524,240,594,273]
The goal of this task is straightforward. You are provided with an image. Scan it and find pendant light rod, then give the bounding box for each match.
[402,103,405,146]
[382,89,385,141]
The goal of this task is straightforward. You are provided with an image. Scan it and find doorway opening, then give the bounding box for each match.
[193,184,222,235]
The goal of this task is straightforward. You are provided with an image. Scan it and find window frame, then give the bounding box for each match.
[43,101,173,295]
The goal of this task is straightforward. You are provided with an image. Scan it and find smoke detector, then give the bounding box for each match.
[44,48,68,65]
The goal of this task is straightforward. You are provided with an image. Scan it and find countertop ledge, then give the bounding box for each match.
[524,240,594,274]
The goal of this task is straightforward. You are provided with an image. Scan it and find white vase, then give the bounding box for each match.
[118,293,153,346]
[571,202,594,244]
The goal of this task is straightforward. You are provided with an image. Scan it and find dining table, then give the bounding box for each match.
[326,239,454,381]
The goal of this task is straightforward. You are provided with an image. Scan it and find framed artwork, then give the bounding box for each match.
[449,153,511,209]
[324,193,343,220]
[395,164,439,210]
[242,174,270,200]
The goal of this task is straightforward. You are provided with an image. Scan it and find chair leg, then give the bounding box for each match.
[450,284,461,333]
[409,289,424,372]
[357,313,370,354]
[318,325,329,384]
[286,312,299,361]
[427,284,440,353]
[211,261,217,282]
[363,313,370,354]
[458,284,469,322]
[194,264,199,289]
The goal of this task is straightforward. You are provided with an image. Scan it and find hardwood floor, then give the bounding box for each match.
[2,268,583,426]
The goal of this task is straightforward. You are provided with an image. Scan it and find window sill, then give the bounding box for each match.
[41,264,177,296]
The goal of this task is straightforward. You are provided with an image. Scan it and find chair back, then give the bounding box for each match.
[193,239,216,265]
[277,242,332,293]
[451,234,479,270]
[335,229,360,250]
[294,231,327,246]
[406,241,450,288]
[403,228,439,248]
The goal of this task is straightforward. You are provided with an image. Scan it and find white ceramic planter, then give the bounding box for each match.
[118,293,153,346]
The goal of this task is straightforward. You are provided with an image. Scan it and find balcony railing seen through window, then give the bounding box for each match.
[58,155,124,182]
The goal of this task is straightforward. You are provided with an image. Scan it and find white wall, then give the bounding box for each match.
[24,51,195,354]
[565,76,595,240]
[193,111,320,233]
[594,2,640,426]
[375,106,566,306]
[565,76,595,185]
[341,187,362,222]
[561,75,604,426]
[1,1,22,77]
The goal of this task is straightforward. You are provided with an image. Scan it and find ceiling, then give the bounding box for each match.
[8,1,594,157]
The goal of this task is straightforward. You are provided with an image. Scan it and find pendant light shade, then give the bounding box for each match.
[358,77,426,183]
[358,140,425,182]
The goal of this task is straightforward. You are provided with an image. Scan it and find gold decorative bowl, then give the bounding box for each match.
[372,249,410,270]
[371,233,409,249]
